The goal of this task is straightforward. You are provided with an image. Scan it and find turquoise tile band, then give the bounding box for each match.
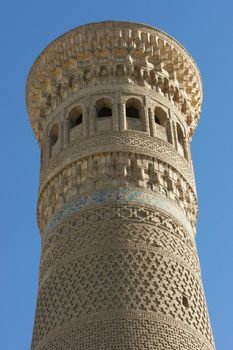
[46,189,194,238]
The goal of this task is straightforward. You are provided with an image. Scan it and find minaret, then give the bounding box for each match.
[26,21,215,350]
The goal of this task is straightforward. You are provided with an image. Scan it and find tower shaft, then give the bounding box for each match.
[26,21,215,350]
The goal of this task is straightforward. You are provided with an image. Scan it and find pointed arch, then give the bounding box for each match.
[96,98,112,118]
[126,98,144,131]
[177,123,185,157]
[154,107,169,142]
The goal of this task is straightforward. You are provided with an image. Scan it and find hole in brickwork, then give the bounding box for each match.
[182,295,189,308]
[49,124,59,147]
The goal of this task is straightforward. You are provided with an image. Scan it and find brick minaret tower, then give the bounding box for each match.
[26,21,215,350]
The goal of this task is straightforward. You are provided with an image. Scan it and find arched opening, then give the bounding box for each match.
[126,106,139,118]
[126,98,143,131]
[49,123,59,158]
[68,106,83,143]
[68,106,83,129]
[126,98,141,119]
[177,123,185,157]
[98,107,112,117]
[154,107,168,142]
[154,107,167,126]
[95,98,113,132]
[49,123,59,147]
[96,98,112,118]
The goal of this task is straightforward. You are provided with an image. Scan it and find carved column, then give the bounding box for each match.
[173,120,179,151]
[112,102,119,131]
[142,106,150,134]
[89,105,96,136]
[82,107,88,137]
[148,107,156,137]
[184,138,190,162]
[119,103,126,131]
[167,118,174,145]
[63,118,69,146]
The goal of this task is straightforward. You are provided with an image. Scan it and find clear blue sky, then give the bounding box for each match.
[1,1,233,349]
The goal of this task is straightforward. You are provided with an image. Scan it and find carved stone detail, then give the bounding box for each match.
[37,152,197,234]
[26,22,202,142]
[40,133,195,189]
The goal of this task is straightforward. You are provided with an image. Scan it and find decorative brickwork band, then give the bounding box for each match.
[45,189,194,238]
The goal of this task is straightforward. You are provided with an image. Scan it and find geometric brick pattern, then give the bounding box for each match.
[39,132,196,189]
[37,317,213,350]
[42,187,195,237]
[40,204,199,282]
[38,151,197,233]
[26,21,215,350]
[33,228,213,348]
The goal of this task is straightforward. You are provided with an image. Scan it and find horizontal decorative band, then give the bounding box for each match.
[45,188,194,237]
[40,131,195,191]
[32,310,214,350]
